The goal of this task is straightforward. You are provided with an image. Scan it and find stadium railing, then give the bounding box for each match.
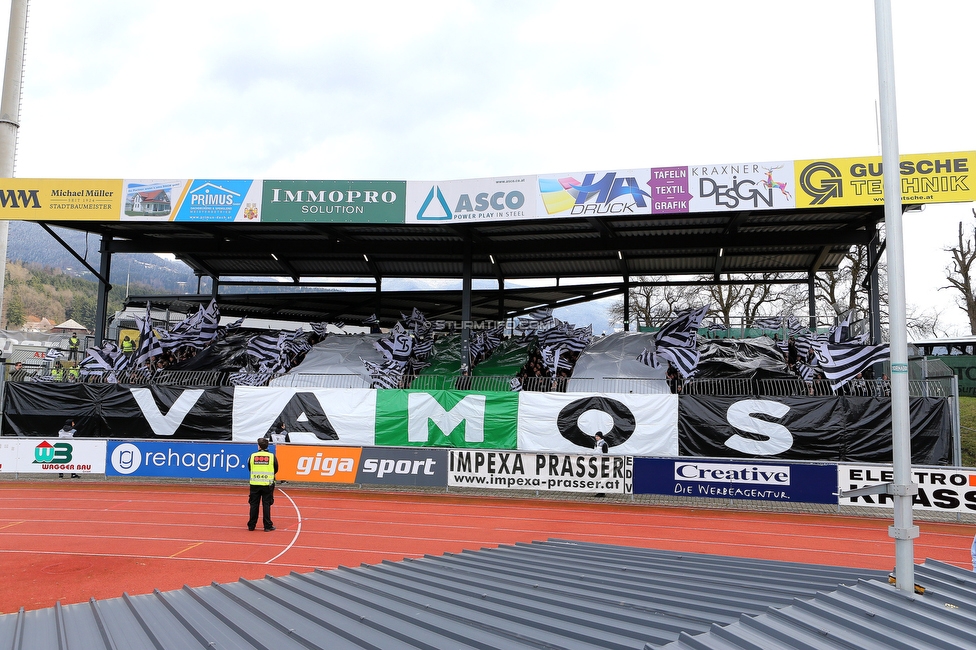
[11,371,950,399]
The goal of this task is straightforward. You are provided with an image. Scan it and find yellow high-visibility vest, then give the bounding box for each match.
[248,451,275,486]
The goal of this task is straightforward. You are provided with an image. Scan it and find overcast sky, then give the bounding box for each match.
[1,0,974,334]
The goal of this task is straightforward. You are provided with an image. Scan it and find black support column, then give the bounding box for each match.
[93,235,113,345]
[460,236,472,371]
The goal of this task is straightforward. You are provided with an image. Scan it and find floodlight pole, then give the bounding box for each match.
[875,0,918,593]
[0,0,28,327]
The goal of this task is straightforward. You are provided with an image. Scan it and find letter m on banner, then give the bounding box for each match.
[374,390,518,449]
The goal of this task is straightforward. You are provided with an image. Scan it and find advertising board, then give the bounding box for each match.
[106,440,252,479]
[633,457,837,504]
[448,450,633,494]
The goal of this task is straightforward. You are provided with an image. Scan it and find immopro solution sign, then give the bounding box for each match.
[448,450,633,494]
[106,440,251,479]
[261,180,406,223]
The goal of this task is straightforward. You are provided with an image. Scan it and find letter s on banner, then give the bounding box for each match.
[723,399,792,455]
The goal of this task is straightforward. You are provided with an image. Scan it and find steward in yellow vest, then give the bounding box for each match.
[247,437,278,531]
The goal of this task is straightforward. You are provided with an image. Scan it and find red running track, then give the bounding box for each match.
[1,480,973,614]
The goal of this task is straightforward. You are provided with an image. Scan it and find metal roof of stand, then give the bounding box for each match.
[45,204,886,347]
[122,282,626,324]
[0,538,928,650]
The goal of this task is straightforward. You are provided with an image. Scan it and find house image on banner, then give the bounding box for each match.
[125,189,172,216]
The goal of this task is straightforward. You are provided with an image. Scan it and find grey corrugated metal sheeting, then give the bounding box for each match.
[659,558,976,650]
[0,539,898,650]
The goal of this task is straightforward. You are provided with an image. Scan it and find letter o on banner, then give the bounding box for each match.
[556,396,636,449]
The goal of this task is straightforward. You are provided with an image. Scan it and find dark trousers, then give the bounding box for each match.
[248,484,275,530]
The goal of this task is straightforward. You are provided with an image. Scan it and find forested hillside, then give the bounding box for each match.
[2,261,167,331]
[2,222,192,330]
[7,221,197,290]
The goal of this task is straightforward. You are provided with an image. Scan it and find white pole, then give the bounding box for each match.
[0,0,28,326]
[874,0,918,593]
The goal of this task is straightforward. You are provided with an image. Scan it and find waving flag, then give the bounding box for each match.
[814,341,889,390]
[132,304,163,367]
[753,316,782,331]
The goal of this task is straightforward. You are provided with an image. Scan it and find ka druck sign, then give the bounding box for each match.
[448,450,633,494]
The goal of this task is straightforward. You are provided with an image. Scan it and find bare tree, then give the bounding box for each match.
[906,304,951,340]
[705,273,788,326]
[944,209,976,334]
[608,273,804,331]
[607,276,698,328]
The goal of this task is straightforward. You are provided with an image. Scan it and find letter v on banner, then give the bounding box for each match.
[130,388,204,436]
[408,393,485,443]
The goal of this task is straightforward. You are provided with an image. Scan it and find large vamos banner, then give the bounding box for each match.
[839,464,976,513]
[0,438,106,474]
[232,387,376,444]
[106,440,252,479]
[518,393,678,457]
[633,457,837,504]
[448,450,633,494]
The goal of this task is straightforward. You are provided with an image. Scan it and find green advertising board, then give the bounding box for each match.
[261,180,406,223]
[374,390,518,449]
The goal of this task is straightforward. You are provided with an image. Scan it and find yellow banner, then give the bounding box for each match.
[794,151,975,208]
[0,179,122,220]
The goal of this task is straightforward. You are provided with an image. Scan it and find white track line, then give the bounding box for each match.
[266,487,301,564]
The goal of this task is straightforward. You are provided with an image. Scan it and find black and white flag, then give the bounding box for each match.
[656,345,700,379]
[814,341,889,390]
[828,310,854,344]
[373,322,412,365]
[132,304,163,367]
[655,305,708,349]
[753,316,782,331]
[635,347,657,367]
[229,370,272,387]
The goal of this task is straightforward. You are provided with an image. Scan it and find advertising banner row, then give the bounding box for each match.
[5,438,975,514]
[2,385,951,465]
[0,151,971,223]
